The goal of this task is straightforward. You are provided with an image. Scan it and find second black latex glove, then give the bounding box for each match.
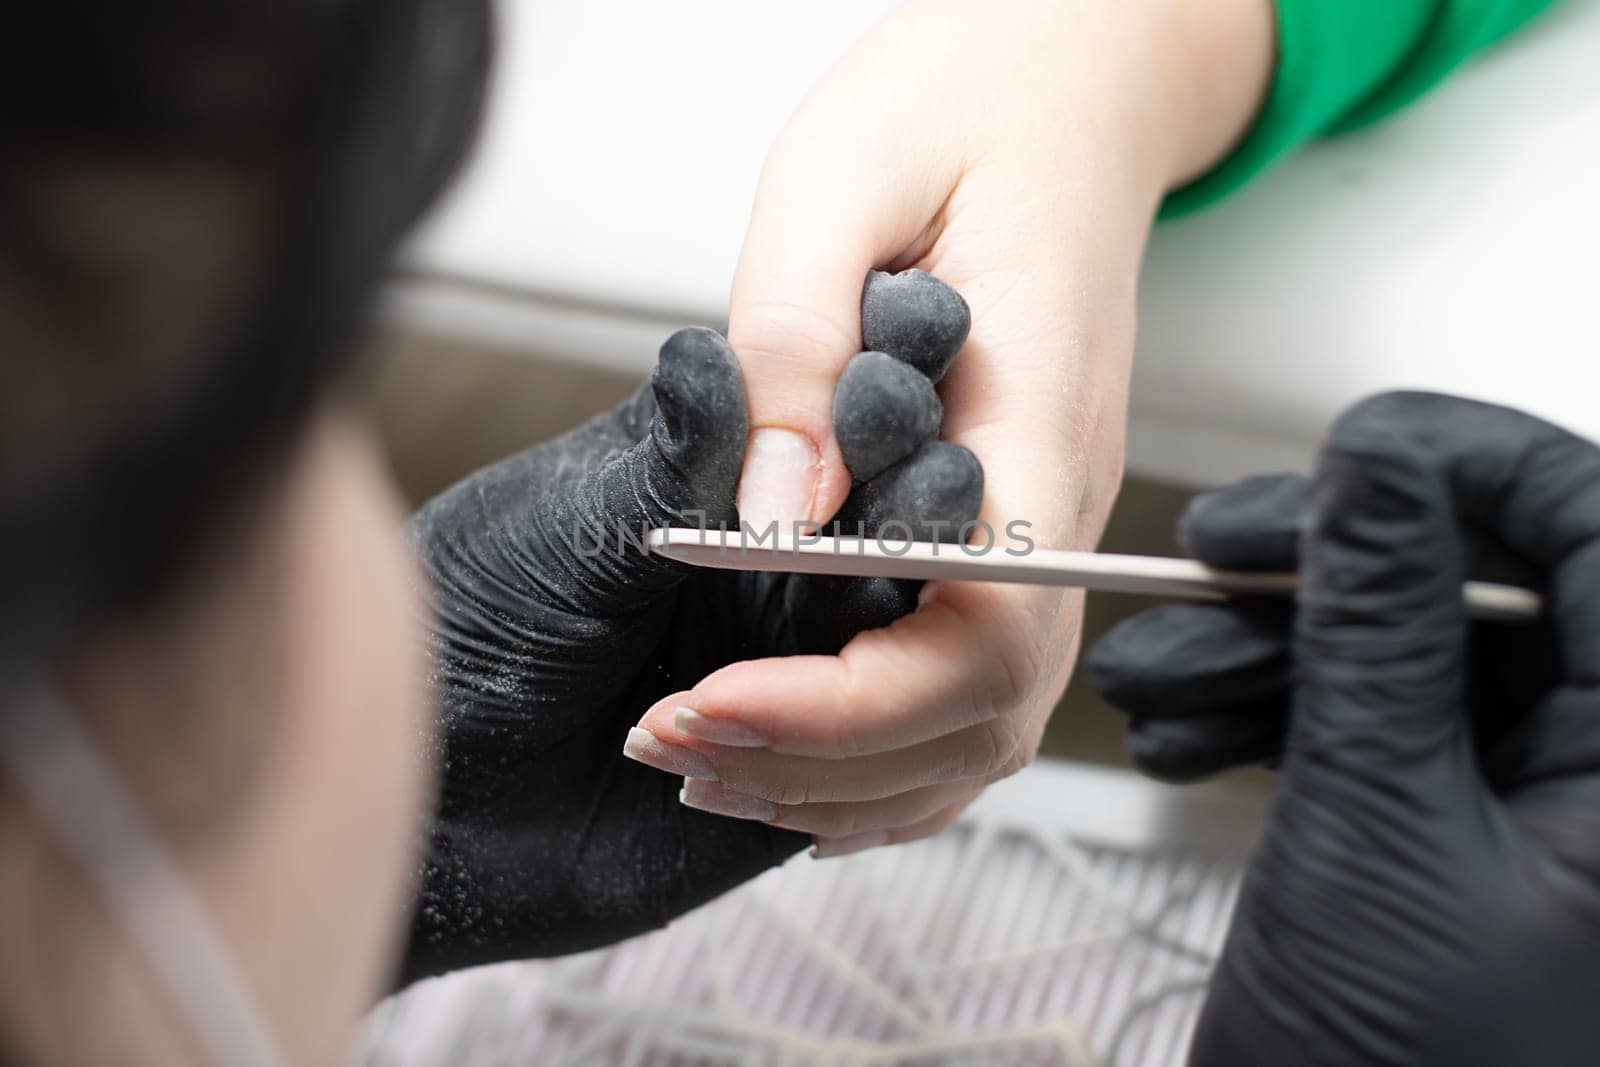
[401,284,980,983]
[1174,392,1600,1065]
[1087,395,1554,782]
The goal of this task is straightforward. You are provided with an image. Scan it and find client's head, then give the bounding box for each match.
[0,3,490,1062]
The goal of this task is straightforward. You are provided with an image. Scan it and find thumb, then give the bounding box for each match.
[728,122,957,531]
[557,326,748,598]
[1291,398,1470,773]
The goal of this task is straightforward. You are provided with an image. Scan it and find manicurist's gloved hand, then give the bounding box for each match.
[1103,393,1600,1065]
[400,280,981,984]
[1088,395,1554,783]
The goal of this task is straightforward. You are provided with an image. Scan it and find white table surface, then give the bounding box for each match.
[395,0,1600,487]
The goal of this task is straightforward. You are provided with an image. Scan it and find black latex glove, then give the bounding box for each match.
[400,273,980,984]
[1109,393,1600,1065]
[1087,406,1554,783]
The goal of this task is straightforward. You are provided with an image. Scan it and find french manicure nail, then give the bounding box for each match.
[810,830,891,860]
[737,428,819,531]
[674,707,768,748]
[679,779,779,822]
[623,727,717,780]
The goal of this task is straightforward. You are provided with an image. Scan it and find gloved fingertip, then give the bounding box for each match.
[1177,473,1309,571]
[1083,619,1146,709]
[648,327,749,524]
[833,351,942,482]
[1125,720,1223,783]
[1128,711,1287,783]
[840,441,984,542]
[1086,618,1185,716]
[860,269,971,383]
[654,327,747,445]
[1085,603,1292,717]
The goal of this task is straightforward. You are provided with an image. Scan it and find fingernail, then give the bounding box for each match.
[810,830,890,860]
[738,428,819,530]
[623,727,717,780]
[679,779,779,822]
[675,707,768,748]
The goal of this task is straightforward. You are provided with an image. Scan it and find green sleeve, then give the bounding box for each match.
[1160,0,1560,219]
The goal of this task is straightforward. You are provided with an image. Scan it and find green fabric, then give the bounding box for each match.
[1161,0,1560,219]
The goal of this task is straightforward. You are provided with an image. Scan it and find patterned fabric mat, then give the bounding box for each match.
[363,762,1263,1067]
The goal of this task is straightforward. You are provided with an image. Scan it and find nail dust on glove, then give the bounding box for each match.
[401,271,981,983]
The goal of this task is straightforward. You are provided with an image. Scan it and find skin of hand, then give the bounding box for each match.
[640,0,1277,855]
[1121,393,1600,1064]
[401,306,981,983]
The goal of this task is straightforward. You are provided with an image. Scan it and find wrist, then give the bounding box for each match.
[1150,0,1277,189]
[1014,0,1277,211]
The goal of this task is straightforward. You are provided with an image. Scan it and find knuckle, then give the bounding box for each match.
[897,802,967,845]
[988,733,1038,783]
[768,779,814,806]
[729,300,857,371]
[983,714,1028,776]
[985,636,1041,726]
[824,665,884,760]
[965,720,1011,780]
[947,713,1023,782]
[774,798,890,840]
[729,771,813,807]
[806,806,862,840]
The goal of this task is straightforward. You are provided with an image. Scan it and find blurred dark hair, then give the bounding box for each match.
[0,2,492,675]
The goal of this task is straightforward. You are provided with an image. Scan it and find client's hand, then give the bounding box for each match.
[715,0,1276,857]
[401,285,980,983]
[1101,393,1600,1064]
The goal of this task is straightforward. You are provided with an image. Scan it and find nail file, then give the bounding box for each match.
[646,527,1543,623]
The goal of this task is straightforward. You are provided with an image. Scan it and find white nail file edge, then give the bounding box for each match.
[646,527,1542,623]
